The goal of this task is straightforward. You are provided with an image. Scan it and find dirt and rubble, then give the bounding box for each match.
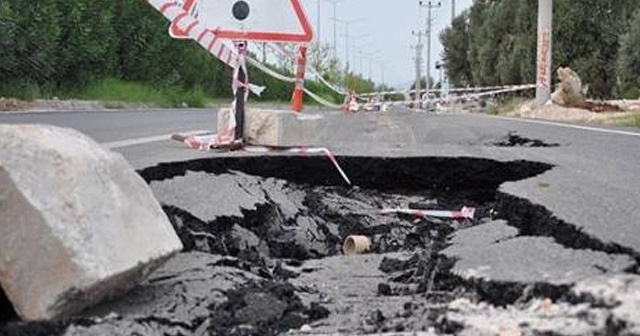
[1,155,640,335]
[507,101,637,125]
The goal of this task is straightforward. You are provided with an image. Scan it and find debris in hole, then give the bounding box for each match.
[445,296,611,335]
[492,131,560,147]
[343,235,372,255]
[207,281,329,336]
[571,274,640,331]
[381,206,476,220]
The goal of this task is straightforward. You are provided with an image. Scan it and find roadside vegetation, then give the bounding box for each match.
[440,0,640,100]
[0,0,372,106]
[617,113,640,128]
[487,97,529,116]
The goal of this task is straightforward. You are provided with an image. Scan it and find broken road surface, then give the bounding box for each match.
[1,108,640,335]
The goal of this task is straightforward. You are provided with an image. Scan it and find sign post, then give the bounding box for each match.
[233,41,248,143]
[154,0,314,142]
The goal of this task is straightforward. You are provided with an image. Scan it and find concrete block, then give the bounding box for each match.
[0,124,183,321]
[218,108,323,147]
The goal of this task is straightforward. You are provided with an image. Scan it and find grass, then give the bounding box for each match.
[75,78,208,108]
[617,113,640,127]
[0,78,210,108]
[0,77,342,109]
[487,97,528,115]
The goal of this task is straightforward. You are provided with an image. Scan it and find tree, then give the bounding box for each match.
[439,12,472,86]
[617,9,640,99]
[439,0,640,99]
[55,0,118,85]
[0,0,60,84]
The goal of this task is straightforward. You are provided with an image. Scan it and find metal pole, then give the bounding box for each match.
[412,31,424,108]
[419,1,441,102]
[345,24,350,71]
[426,6,431,99]
[451,0,455,22]
[317,0,321,43]
[327,0,346,59]
[536,0,553,105]
[333,3,337,58]
[416,38,422,107]
[234,42,247,142]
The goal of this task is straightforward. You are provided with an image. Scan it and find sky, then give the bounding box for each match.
[301,0,473,89]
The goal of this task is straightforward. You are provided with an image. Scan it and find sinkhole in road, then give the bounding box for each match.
[143,156,553,262]
[2,155,638,335]
[142,155,573,310]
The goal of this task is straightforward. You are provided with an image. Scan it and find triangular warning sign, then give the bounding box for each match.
[169,0,314,43]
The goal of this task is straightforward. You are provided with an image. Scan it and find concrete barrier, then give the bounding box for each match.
[0,124,183,321]
[218,108,324,147]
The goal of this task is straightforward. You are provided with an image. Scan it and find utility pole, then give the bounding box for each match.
[317,0,321,43]
[451,0,455,23]
[352,39,371,76]
[333,18,364,71]
[412,30,426,108]
[419,1,441,102]
[326,0,346,59]
[536,0,553,106]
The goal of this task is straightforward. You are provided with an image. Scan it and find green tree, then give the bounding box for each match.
[617,9,640,99]
[439,12,472,86]
[440,0,640,99]
[0,0,60,84]
[55,0,118,85]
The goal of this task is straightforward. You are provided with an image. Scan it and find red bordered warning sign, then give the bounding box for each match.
[169,0,314,43]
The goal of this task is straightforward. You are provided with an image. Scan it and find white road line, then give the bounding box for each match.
[484,115,640,138]
[102,130,209,149]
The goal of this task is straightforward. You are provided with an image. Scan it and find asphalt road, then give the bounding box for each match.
[2,107,640,283]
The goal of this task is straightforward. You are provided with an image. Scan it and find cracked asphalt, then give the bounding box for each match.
[1,107,640,335]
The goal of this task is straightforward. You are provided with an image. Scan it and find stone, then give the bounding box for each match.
[0,124,183,321]
[551,67,585,107]
[218,108,323,147]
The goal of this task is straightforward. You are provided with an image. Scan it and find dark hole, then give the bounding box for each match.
[0,284,18,324]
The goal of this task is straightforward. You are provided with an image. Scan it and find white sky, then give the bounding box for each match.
[302,0,473,88]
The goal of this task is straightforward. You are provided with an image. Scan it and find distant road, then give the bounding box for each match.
[0,109,216,143]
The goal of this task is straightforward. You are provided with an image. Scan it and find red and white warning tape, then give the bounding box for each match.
[245,56,343,109]
[145,0,347,110]
[179,133,351,185]
[146,0,239,68]
[243,145,351,185]
[380,207,476,220]
[269,43,347,96]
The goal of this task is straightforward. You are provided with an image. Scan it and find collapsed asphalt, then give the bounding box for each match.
[2,154,639,335]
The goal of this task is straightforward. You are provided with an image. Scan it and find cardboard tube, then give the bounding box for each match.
[343,235,371,255]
